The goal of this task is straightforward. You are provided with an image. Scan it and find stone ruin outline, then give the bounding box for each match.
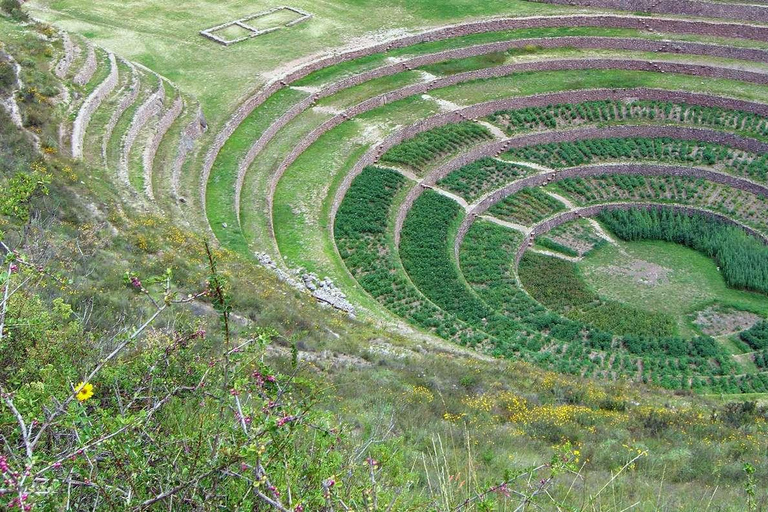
[200,6,312,46]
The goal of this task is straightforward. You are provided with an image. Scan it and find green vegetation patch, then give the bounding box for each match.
[487,100,768,140]
[740,321,768,350]
[400,190,524,344]
[488,187,566,226]
[598,208,768,295]
[335,166,489,345]
[381,121,492,173]
[505,137,768,183]
[437,158,537,202]
[519,252,678,338]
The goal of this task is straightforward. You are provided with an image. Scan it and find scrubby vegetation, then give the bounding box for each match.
[6,0,768,507]
[554,174,768,233]
[488,99,768,139]
[505,137,768,182]
[437,157,536,201]
[487,187,565,225]
[741,320,768,350]
[381,121,492,172]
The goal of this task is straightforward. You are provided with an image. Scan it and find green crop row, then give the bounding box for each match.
[381,121,492,172]
[436,158,536,202]
[335,166,490,344]
[505,137,768,182]
[487,100,768,139]
[487,187,565,225]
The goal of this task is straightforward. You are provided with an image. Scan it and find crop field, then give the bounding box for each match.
[30,0,768,395]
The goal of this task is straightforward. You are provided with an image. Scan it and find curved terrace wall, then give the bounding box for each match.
[236,36,768,223]
[119,81,164,185]
[202,13,768,216]
[71,53,118,159]
[102,61,140,163]
[143,95,184,200]
[320,90,768,248]
[395,124,768,247]
[452,164,768,261]
[269,59,768,240]
[529,0,768,23]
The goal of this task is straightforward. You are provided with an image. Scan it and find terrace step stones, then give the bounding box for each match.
[71,52,118,159]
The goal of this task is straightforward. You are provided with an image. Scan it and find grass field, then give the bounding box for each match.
[579,240,768,337]
[26,0,565,126]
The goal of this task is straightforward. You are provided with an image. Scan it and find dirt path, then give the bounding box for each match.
[481,214,530,235]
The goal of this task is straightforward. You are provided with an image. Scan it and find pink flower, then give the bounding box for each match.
[276,415,295,427]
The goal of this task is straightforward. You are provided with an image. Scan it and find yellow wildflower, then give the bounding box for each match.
[75,382,94,402]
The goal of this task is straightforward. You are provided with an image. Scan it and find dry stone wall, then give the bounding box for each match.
[530,0,768,23]
[452,164,768,260]
[102,61,141,162]
[143,95,183,199]
[73,43,96,87]
[236,36,768,220]
[53,32,76,79]
[71,53,118,159]
[119,80,164,184]
[172,108,207,199]
[202,13,768,214]
[326,90,768,246]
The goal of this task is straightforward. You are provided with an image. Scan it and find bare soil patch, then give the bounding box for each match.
[693,306,763,336]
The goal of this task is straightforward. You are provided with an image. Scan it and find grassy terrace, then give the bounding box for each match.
[268,71,768,302]
[27,0,568,125]
[80,57,132,166]
[579,239,768,337]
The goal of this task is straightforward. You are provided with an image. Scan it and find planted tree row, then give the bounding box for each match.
[487,100,768,139]
[741,320,768,350]
[335,166,490,345]
[436,158,536,202]
[487,187,566,226]
[460,221,732,384]
[505,137,768,182]
[381,121,492,172]
[554,175,768,233]
[400,190,526,346]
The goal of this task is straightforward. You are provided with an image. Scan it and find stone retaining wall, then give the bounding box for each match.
[530,0,768,23]
[452,164,768,261]
[201,13,768,216]
[330,94,768,247]
[101,61,141,163]
[71,53,118,159]
[143,94,183,199]
[512,203,768,267]
[54,32,76,79]
[236,36,768,221]
[172,108,207,198]
[276,59,768,239]
[119,80,164,185]
[73,43,96,87]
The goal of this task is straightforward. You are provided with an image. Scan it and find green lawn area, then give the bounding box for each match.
[579,239,768,337]
[27,0,565,126]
